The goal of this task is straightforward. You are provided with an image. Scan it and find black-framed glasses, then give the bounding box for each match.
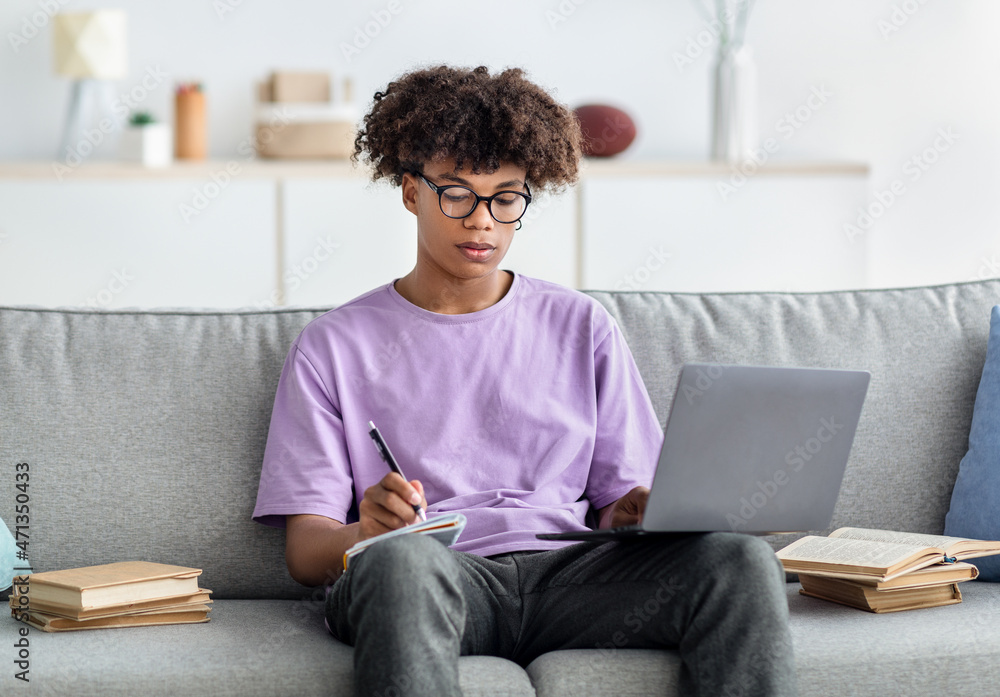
[415,172,532,225]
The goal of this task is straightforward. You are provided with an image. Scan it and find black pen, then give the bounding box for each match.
[368,420,427,522]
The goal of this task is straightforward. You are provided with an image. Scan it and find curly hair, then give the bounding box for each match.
[353,65,583,193]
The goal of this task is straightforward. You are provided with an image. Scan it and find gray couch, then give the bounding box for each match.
[2,277,1000,696]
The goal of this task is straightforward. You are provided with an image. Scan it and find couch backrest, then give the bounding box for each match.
[592,279,1000,548]
[1,279,998,599]
[0,307,326,600]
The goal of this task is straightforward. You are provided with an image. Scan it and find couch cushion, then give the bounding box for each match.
[527,648,680,697]
[945,305,1000,580]
[0,599,535,696]
[524,582,1000,697]
[589,279,1000,540]
[789,580,1000,697]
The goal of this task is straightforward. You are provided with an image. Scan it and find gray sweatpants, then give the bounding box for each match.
[326,532,796,697]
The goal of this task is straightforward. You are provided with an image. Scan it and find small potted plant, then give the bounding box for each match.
[119,110,172,167]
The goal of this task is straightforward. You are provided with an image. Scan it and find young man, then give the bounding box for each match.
[252,65,796,697]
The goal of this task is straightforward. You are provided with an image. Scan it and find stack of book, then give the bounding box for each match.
[777,527,1000,613]
[8,561,212,632]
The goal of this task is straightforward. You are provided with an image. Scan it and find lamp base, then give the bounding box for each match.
[58,80,126,163]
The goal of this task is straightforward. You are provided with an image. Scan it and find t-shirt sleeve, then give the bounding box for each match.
[585,316,664,512]
[251,341,355,528]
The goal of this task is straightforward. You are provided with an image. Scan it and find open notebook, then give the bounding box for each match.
[343,513,467,569]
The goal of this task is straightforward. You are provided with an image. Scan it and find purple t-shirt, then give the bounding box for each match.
[251,270,663,557]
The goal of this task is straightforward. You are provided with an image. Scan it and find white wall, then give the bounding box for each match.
[2,0,998,290]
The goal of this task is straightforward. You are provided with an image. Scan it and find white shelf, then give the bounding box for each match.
[578,159,869,177]
[0,158,870,180]
[0,159,361,180]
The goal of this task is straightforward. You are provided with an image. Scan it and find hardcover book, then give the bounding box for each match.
[19,604,211,632]
[797,575,964,613]
[9,587,213,620]
[17,561,203,608]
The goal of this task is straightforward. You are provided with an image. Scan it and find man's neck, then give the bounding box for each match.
[394,270,513,315]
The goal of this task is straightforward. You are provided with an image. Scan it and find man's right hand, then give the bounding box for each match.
[358,472,427,541]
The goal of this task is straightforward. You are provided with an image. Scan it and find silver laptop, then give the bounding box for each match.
[538,363,870,539]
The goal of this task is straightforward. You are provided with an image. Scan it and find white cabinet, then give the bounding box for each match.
[0,160,869,308]
[280,179,415,307]
[0,178,275,308]
[579,163,870,293]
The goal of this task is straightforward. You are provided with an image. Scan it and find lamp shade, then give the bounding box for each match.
[53,10,127,79]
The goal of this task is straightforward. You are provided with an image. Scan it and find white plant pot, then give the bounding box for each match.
[120,123,173,167]
[711,44,758,163]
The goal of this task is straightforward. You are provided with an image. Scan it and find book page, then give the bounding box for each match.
[347,513,466,555]
[830,527,961,551]
[343,513,468,568]
[777,535,929,568]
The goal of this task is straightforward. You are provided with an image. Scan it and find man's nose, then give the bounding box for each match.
[465,199,494,229]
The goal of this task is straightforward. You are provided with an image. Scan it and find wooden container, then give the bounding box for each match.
[255,121,354,159]
[174,88,206,160]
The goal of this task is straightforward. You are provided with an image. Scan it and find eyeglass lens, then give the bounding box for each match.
[439,187,528,224]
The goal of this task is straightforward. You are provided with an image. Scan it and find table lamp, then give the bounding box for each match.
[52,10,128,160]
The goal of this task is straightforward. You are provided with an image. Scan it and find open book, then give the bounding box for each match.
[343,513,467,570]
[777,527,1000,582]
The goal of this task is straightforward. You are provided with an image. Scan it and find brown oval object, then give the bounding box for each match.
[574,104,637,157]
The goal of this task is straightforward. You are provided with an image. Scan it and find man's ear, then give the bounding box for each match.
[401,172,419,216]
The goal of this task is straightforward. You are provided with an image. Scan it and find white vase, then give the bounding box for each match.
[711,44,758,163]
[119,123,173,167]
